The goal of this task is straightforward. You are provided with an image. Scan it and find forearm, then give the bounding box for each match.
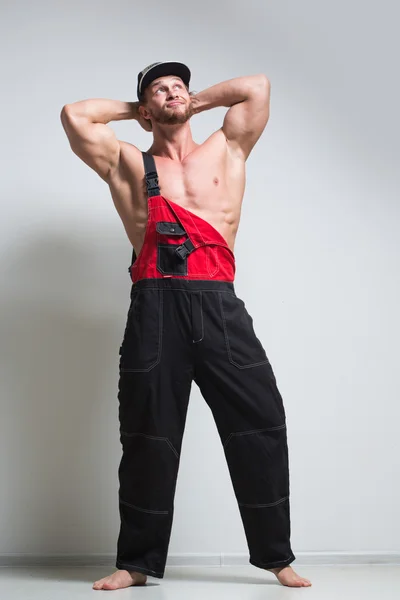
[191,74,268,114]
[63,98,139,124]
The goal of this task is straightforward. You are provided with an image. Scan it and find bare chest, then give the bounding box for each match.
[109,138,246,255]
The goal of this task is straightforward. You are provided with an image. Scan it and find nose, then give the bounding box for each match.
[167,88,179,100]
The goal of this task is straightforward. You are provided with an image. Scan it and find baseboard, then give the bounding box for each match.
[1,551,399,568]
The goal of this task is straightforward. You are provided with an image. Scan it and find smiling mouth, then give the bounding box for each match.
[167,102,183,107]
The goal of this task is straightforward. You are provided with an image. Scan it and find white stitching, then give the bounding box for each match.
[119,496,169,515]
[119,430,179,459]
[192,291,204,343]
[239,496,289,508]
[223,425,286,449]
[206,245,220,277]
[250,553,295,567]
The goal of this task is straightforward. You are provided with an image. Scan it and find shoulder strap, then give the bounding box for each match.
[129,152,161,269]
[142,151,161,197]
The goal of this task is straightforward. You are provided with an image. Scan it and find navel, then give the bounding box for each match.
[213,177,219,185]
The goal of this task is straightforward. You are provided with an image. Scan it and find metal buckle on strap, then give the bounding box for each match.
[175,238,195,260]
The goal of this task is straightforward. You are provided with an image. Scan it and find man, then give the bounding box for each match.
[60,61,311,591]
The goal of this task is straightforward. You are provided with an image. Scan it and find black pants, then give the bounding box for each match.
[116,278,295,578]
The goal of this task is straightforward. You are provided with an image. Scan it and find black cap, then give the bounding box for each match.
[137,61,191,101]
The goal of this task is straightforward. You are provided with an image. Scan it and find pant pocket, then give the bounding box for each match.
[119,289,163,372]
[219,292,270,368]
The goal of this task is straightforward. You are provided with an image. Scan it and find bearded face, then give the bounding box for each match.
[140,76,195,128]
[149,100,195,126]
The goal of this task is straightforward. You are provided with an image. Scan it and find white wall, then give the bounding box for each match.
[1,0,399,563]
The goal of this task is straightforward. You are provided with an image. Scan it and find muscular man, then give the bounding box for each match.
[60,61,311,591]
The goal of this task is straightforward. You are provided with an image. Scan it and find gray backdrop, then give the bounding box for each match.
[0,0,399,566]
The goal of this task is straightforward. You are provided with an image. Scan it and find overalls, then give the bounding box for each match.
[115,152,296,578]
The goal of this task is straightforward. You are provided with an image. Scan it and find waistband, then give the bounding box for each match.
[130,277,236,297]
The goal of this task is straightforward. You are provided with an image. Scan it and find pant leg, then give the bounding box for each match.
[193,289,296,570]
[115,286,194,578]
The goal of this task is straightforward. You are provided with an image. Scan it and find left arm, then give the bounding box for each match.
[191,74,271,160]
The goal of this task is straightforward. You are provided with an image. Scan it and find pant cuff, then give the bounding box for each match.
[249,552,296,570]
[115,560,164,579]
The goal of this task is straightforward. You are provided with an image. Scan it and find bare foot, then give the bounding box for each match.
[93,569,147,590]
[266,565,312,587]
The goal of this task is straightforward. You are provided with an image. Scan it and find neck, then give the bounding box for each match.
[148,122,198,162]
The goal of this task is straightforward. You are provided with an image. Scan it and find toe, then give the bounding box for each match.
[103,582,115,590]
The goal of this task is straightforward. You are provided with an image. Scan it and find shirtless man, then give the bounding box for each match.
[60,61,311,591]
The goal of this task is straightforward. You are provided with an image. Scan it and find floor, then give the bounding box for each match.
[0,564,399,599]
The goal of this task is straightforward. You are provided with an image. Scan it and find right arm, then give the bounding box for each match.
[60,99,147,182]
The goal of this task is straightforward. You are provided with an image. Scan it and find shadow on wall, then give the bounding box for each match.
[0,232,131,553]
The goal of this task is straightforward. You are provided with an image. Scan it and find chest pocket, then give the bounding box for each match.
[156,221,190,276]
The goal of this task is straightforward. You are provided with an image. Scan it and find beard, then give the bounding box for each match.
[150,100,195,126]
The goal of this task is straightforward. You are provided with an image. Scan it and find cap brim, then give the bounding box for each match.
[138,62,191,99]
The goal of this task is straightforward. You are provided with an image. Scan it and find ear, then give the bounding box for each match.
[138,103,151,121]
[137,103,153,131]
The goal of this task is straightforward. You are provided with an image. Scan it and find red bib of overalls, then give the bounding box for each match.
[128,152,236,283]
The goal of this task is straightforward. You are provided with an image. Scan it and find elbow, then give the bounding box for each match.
[256,74,270,90]
[60,104,71,115]
[248,75,270,101]
[247,74,270,97]
[60,104,72,125]
[60,103,80,121]
[60,104,82,131]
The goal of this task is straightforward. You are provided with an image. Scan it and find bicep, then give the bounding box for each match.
[222,77,270,160]
[60,106,120,182]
